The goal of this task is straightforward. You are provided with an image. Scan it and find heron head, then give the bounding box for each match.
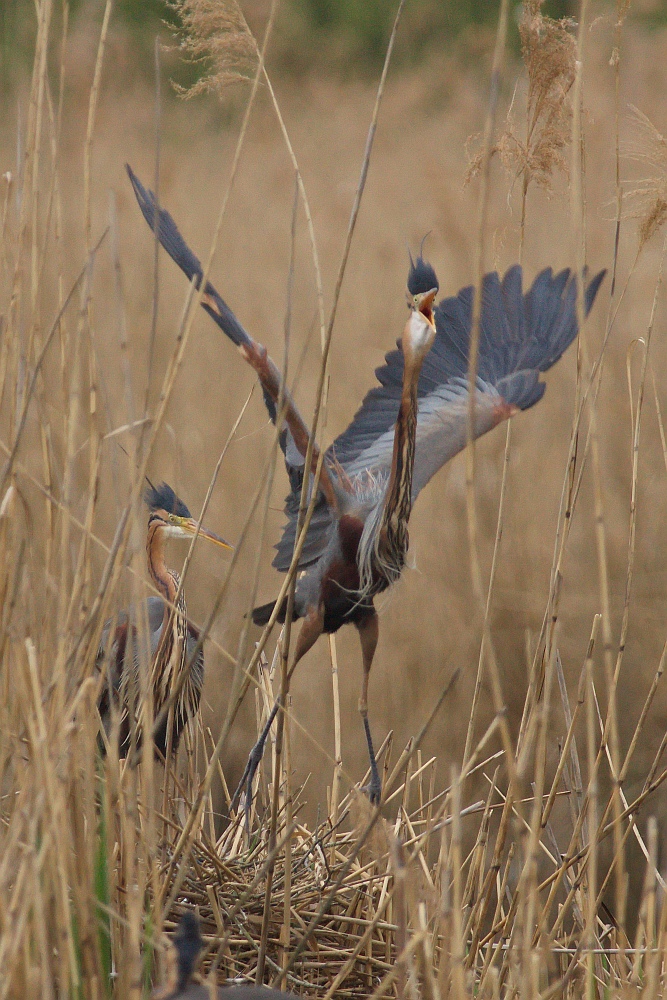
[406,250,438,334]
[145,482,233,550]
[407,250,439,300]
[403,255,437,362]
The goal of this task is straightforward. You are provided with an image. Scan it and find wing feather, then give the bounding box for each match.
[328,265,605,506]
[127,164,339,515]
[274,265,604,570]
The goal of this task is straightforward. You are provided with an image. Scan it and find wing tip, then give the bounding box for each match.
[496,370,546,412]
[585,268,606,312]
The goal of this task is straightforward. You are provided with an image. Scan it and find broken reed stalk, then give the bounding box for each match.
[572,0,628,943]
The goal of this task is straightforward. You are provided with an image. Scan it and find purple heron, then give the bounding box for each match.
[127,165,604,802]
[97,482,232,759]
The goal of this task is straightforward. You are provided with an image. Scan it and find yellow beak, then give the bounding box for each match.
[412,287,438,327]
[179,516,234,550]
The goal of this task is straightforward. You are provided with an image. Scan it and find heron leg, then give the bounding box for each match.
[287,603,325,682]
[230,700,280,836]
[232,605,324,834]
[357,610,381,805]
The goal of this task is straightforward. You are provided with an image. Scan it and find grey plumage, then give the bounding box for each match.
[127,163,605,808]
[274,265,605,574]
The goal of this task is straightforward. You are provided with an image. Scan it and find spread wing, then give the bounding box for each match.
[275,266,604,572]
[126,165,337,515]
[329,266,604,501]
[126,168,605,576]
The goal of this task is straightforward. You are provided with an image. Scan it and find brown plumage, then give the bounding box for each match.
[96,483,232,759]
[127,164,605,806]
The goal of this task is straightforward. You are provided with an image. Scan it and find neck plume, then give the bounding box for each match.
[380,305,435,564]
[357,341,425,598]
[380,351,421,566]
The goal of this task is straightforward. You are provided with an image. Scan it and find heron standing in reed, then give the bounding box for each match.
[97,482,232,759]
[127,165,604,803]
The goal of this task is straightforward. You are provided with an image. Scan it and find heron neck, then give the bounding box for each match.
[381,356,421,554]
[146,522,178,605]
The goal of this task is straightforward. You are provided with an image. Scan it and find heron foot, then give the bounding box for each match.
[362,715,382,806]
[362,773,382,806]
[230,700,280,836]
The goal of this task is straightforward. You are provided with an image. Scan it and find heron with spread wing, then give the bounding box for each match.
[127,165,604,803]
[97,482,232,760]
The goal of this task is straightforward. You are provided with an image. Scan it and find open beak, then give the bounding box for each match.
[181,516,234,551]
[412,287,437,327]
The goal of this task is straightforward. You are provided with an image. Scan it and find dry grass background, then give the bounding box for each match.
[3,1,667,995]
[44,17,667,822]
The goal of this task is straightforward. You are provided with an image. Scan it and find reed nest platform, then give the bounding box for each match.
[160,729,441,998]
[170,813,408,996]
[152,682,667,1000]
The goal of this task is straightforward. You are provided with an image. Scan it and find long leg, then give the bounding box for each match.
[231,605,324,833]
[230,700,280,834]
[357,609,381,805]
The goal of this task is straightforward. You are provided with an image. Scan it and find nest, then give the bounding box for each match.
[157,723,451,998]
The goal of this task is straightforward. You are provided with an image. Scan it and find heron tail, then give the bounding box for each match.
[252,599,289,626]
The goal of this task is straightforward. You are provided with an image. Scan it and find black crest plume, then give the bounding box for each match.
[173,911,203,991]
[407,250,439,297]
[144,482,192,519]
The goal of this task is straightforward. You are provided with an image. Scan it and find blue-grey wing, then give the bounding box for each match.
[127,165,319,525]
[122,595,166,664]
[272,265,604,571]
[139,595,166,661]
[330,266,605,501]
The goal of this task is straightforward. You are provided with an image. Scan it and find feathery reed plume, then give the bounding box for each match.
[624,105,667,250]
[169,0,257,97]
[467,0,577,196]
[7,1,667,996]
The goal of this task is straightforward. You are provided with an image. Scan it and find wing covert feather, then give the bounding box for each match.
[328,265,605,505]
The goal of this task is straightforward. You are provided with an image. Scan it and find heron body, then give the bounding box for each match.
[127,164,605,801]
[97,482,231,759]
[97,594,203,758]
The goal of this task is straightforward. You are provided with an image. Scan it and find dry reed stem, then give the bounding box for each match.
[83,0,113,255]
[145,37,163,425]
[465,0,510,602]
[256,176,301,982]
[463,420,511,767]
[165,0,407,941]
[7,2,667,997]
